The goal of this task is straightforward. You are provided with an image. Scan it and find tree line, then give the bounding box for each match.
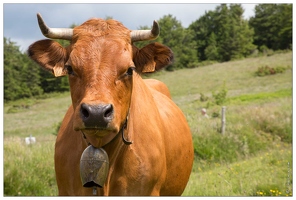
[4,4,292,102]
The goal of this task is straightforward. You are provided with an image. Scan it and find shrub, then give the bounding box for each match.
[200,93,209,102]
[202,84,228,108]
[211,110,220,118]
[255,66,273,76]
[274,66,286,74]
[259,45,274,56]
[212,85,228,106]
[187,61,200,68]
[255,65,289,77]
[52,121,62,136]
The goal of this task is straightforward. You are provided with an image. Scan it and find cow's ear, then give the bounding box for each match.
[27,39,68,77]
[132,42,174,73]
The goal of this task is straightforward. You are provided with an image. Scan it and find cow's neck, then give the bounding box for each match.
[102,73,153,150]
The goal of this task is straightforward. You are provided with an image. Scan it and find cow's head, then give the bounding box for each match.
[28,13,173,147]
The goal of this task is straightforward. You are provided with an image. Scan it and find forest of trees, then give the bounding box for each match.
[4,4,292,102]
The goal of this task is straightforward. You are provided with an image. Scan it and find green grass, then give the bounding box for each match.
[4,136,57,196]
[183,144,292,196]
[150,51,292,101]
[4,93,71,138]
[228,88,292,104]
[3,52,292,196]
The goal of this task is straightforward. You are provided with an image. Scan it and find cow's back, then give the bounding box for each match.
[144,79,171,98]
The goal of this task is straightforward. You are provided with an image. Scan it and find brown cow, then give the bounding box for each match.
[28,13,193,196]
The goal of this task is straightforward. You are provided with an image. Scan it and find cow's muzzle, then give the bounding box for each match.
[80,103,114,129]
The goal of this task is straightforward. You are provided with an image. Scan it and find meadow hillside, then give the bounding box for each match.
[3,52,292,196]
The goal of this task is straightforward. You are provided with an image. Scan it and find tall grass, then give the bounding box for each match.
[4,136,57,196]
[183,144,292,196]
[177,92,292,166]
[3,52,292,196]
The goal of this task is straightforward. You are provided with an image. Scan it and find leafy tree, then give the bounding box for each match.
[4,38,23,101]
[39,69,69,93]
[4,36,70,102]
[189,4,255,62]
[277,4,292,49]
[189,10,215,61]
[249,4,292,51]
[214,4,232,61]
[214,4,255,61]
[227,4,256,59]
[176,28,199,69]
[158,15,198,70]
[205,32,219,61]
[20,53,43,97]
[249,4,278,50]
[4,38,43,101]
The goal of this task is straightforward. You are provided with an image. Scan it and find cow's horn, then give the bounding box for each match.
[131,20,160,42]
[37,13,73,40]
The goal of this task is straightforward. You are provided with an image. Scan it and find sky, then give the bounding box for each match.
[2,3,257,52]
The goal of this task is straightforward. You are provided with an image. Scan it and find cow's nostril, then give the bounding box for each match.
[81,104,90,119]
[104,104,113,118]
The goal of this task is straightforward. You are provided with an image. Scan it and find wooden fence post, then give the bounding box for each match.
[221,106,226,134]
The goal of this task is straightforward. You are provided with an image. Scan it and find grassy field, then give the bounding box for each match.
[3,52,292,196]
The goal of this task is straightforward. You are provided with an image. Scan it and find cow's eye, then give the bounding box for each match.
[118,67,135,80]
[66,65,74,75]
[126,67,135,76]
